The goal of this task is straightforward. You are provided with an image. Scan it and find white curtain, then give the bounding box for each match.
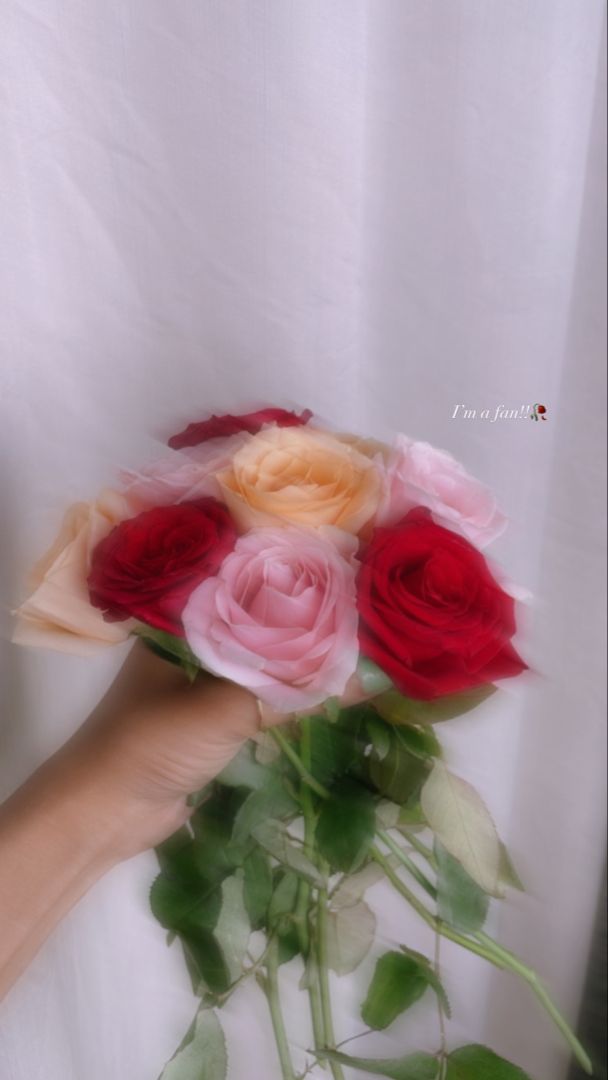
[0,3,605,1079]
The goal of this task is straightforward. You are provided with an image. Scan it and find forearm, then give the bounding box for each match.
[0,648,262,1001]
[0,746,122,1000]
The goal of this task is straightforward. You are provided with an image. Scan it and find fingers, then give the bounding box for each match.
[118,639,190,694]
[175,675,261,743]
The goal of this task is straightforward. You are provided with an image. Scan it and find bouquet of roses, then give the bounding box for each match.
[14,407,591,1080]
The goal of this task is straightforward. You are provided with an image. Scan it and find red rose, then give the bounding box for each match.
[88,498,237,636]
[357,508,526,699]
[168,407,312,450]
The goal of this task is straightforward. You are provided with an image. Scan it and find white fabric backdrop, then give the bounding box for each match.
[0,3,606,1079]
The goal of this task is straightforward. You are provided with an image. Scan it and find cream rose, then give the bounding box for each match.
[217,426,383,534]
[13,489,135,654]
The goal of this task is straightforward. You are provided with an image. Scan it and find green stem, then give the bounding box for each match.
[317,858,346,1080]
[474,931,593,1074]
[400,828,437,867]
[377,829,437,899]
[216,938,273,1005]
[370,845,593,1075]
[295,718,326,1059]
[270,727,330,800]
[435,932,448,1080]
[264,937,297,1080]
[268,729,592,1076]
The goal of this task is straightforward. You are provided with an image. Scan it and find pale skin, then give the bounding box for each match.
[0,643,367,1002]
[0,643,263,1001]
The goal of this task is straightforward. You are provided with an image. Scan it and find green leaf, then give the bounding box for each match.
[268,869,300,926]
[212,871,250,983]
[375,685,497,726]
[397,800,426,827]
[421,762,502,896]
[398,945,451,1017]
[253,730,281,766]
[446,1045,533,1079]
[191,786,251,876]
[155,829,205,888]
[134,624,201,683]
[267,870,301,965]
[307,716,361,785]
[217,743,271,791]
[182,927,231,994]
[149,873,222,934]
[320,1049,438,1080]
[498,842,525,892]
[277,922,301,966]
[331,861,386,908]
[252,819,324,886]
[369,733,430,804]
[357,656,394,695]
[326,900,376,975]
[243,848,273,929]
[367,716,392,761]
[158,1008,227,1080]
[316,781,376,872]
[232,777,298,846]
[435,841,489,933]
[393,723,442,761]
[376,799,401,829]
[361,950,431,1029]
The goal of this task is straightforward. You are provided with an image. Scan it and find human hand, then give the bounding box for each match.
[62,641,262,861]
[0,641,372,999]
[29,642,373,867]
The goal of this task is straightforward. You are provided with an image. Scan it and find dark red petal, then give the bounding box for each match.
[167,407,312,450]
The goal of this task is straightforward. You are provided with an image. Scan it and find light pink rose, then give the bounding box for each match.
[182,527,360,712]
[119,435,248,511]
[13,489,135,654]
[379,436,506,548]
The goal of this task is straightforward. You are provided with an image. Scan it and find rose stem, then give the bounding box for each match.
[317,857,346,1080]
[269,736,592,1075]
[272,724,344,1079]
[264,937,297,1080]
[382,822,593,1073]
[376,828,437,899]
[269,727,330,800]
[369,845,592,1075]
[435,931,448,1080]
[400,829,437,867]
[294,717,326,1061]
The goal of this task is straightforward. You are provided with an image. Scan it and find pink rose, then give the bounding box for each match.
[379,436,506,548]
[182,527,359,712]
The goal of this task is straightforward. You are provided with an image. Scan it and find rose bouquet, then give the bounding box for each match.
[14,408,591,1080]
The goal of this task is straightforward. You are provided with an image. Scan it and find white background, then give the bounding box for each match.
[0,3,606,1079]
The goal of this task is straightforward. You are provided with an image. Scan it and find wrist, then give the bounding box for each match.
[15,747,125,877]
[0,740,129,1000]
[45,734,192,864]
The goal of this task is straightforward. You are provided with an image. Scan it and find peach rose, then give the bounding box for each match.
[217,426,383,534]
[13,489,135,654]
